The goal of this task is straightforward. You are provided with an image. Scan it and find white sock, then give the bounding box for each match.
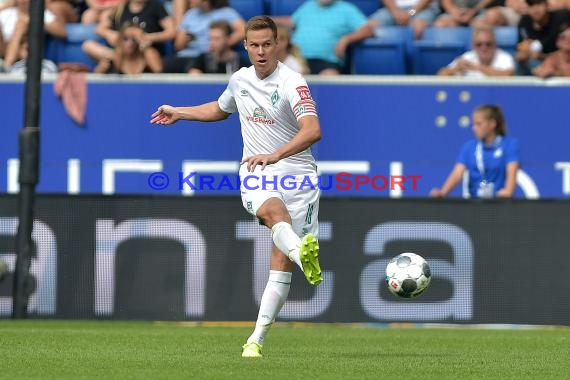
[246,270,292,345]
[271,221,302,269]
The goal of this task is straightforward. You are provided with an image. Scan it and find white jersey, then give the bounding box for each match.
[447,49,515,78]
[218,62,318,174]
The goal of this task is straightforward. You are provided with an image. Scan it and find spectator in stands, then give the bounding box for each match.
[533,23,570,76]
[4,32,58,74]
[475,0,527,27]
[46,0,80,23]
[82,0,175,62]
[274,0,373,75]
[438,26,515,76]
[516,0,570,74]
[276,26,309,74]
[0,0,66,67]
[188,20,248,74]
[163,0,245,73]
[81,0,122,24]
[171,0,190,27]
[433,0,496,27]
[94,22,162,74]
[365,0,440,39]
[430,104,520,199]
[548,0,570,10]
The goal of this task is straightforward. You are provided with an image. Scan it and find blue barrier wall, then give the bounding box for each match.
[1,76,569,198]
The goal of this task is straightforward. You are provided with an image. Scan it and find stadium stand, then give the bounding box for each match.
[33,0,518,77]
[268,0,380,17]
[411,27,471,75]
[267,0,306,16]
[352,26,413,74]
[230,0,266,21]
[493,26,519,56]
[349,0,381,16]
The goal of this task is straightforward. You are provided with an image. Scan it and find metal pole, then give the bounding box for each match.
[12,0,45,318]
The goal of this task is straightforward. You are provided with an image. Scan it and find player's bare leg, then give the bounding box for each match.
[258,198,322,285]
[242,198,322,357]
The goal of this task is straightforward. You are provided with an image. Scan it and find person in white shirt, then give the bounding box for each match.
[0,0,66,68]
[438,26,516,77]
[276,26,309,74]
[150,15,323,359]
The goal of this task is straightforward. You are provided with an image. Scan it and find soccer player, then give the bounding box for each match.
[150,15,323,358]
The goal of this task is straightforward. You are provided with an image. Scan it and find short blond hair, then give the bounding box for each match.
[245,15,277,41]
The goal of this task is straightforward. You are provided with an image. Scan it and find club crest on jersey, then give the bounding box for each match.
[296,86,312,100]
[247,107,275,125]
[271,89,280,106]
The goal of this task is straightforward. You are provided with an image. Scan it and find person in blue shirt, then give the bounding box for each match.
[274,0,373,75]
[430,104,520,198]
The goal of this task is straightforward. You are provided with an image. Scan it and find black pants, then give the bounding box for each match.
[162,56,197,73]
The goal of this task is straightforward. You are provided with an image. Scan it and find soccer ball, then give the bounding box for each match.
[385,252,431,299]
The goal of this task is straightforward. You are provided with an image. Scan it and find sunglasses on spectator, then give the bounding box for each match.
[474,41,494,47]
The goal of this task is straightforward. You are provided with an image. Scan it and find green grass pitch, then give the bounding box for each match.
[0,320,569,379]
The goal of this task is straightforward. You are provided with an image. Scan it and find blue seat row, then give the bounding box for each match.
[352,26,519,75]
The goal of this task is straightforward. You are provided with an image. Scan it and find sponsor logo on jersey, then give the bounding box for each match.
[253,107,267,118]
[296,86,312,100]
[240,89,249,96]
[247,107,275,124]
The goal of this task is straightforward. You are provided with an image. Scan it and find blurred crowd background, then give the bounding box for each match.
[0,0,568,77]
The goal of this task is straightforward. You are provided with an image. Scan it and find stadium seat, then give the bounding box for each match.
[352,26,413,74]
[235,42,249,62]
[44,36,60,63]
[54,23,100,69]
[230,0,265,20]
[268,0,306,16]
[411,27,471,75]
[493,26,518,56]
[348,0,380,16]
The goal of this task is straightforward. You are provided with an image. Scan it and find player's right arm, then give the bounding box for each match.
[150,101,230,125]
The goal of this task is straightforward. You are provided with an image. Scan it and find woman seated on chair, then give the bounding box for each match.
[94,22,162,74]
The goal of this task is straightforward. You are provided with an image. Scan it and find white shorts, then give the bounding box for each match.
[239,163,320,237]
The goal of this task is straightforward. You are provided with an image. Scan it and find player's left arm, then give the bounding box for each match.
[241,115,321,172]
